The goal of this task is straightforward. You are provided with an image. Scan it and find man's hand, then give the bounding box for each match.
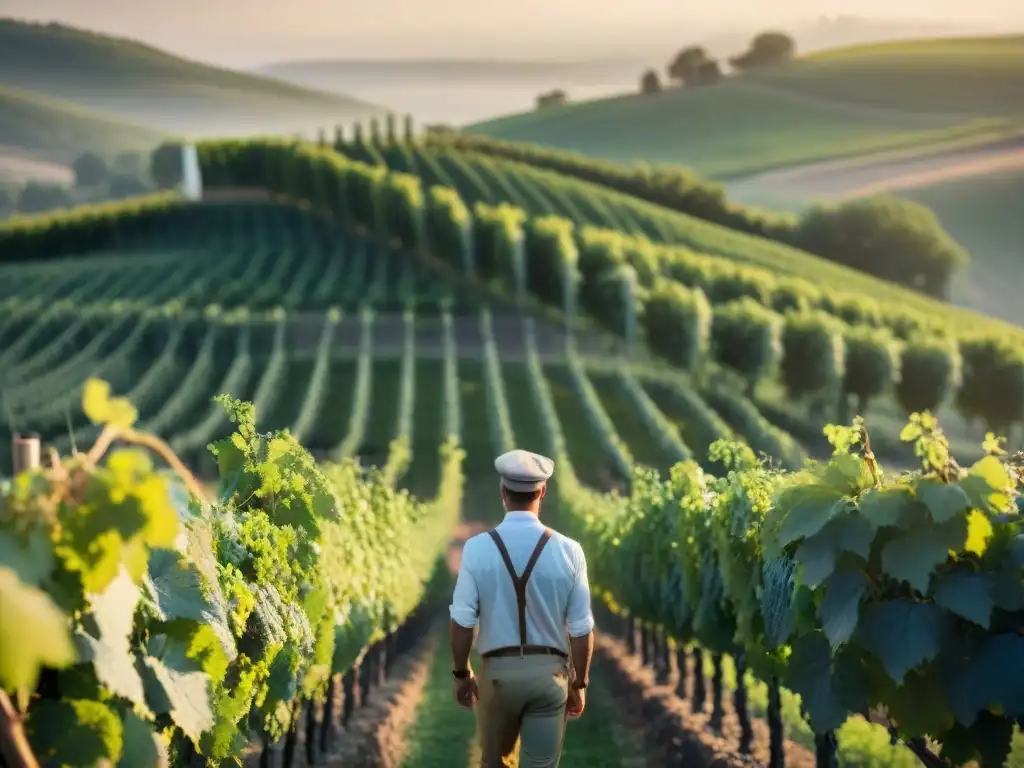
[566,686,586,719]
[453,675,479,709]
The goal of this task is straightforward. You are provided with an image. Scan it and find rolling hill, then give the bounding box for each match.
[0,18,388,138]
[467,35,1024,179]
[0,83,167,169]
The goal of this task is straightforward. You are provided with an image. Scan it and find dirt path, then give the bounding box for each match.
[726,136,1024,206]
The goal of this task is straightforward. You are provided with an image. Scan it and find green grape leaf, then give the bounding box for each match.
[103,450,180,551]
[0,566,76,690]
[106,397,139,430]
[915,478,969,523]
[991,566,1024,611]
[883,668,954,738]
[145,549,236,662]
[760,557,795,649]
[946,633,1024,727]
[91,567,140,644]
[75,632,146,707]
[794,512,875,587]
[879,516,962,593]
[819,454,870,495]
[142,636,215,742]
[939,712,1015,768]
[264,642,301,705]
[959,455,1014,514]
[932,571,994,629]
[57,527,125,595]
[860,600,948,684]
[818,568,870,648]
[146,549,211,621]
[856,486,918,529]
[965,510,993,556]
[0,528,54,586]
[83,378,138,430]
[26,698,124,766]
[75,567,146,705]
[786,632,866,732]
[776,484,847,547]
[118,710,168,768]
[82,378,114,425]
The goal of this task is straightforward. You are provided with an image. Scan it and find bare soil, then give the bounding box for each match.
[239,631,438,768]
[595,634,815,768]
[318,636,439,768]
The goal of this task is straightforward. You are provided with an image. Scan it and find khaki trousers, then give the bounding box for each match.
[474,655,570,768]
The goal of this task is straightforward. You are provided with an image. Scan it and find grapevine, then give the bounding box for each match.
[0,378,461,765]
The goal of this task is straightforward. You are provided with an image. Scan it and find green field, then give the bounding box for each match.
[467,35,1024,178]
[0,18,387,138]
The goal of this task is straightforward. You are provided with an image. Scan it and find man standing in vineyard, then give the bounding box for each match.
[449,449,595,767]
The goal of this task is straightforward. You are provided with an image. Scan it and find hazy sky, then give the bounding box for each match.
[1,0,1020,66]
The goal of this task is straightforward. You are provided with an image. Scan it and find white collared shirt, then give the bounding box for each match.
[449,511,595,655]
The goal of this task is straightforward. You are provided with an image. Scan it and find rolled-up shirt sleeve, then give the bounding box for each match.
[565,542,595,637]
[449,541,480,628]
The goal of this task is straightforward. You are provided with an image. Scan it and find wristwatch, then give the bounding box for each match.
[571,679,588,690]
[453,669,472,680]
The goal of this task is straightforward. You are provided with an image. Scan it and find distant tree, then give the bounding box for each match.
[150,143,184,190]
[72,152,108,187]
[112,151,145,176]
[796,196,968,299]
[108,173,149,199]
[17,181,73,214]
[667,46,716,86]
[0,186,13,212]
[730,31,796,70]
[536,90,568,110]
[693,60,723,86]
[640,69,662,95]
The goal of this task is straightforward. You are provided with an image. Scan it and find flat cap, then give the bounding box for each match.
[495,449,555,492]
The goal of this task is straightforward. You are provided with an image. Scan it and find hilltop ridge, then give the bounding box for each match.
[0,18,389,138]
[467,34,1024,177]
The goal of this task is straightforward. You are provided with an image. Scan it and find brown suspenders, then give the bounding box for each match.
[488,527,553,656]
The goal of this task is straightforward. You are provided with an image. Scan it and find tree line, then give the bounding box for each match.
[532,31,797,108]
[640,30,797,94]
